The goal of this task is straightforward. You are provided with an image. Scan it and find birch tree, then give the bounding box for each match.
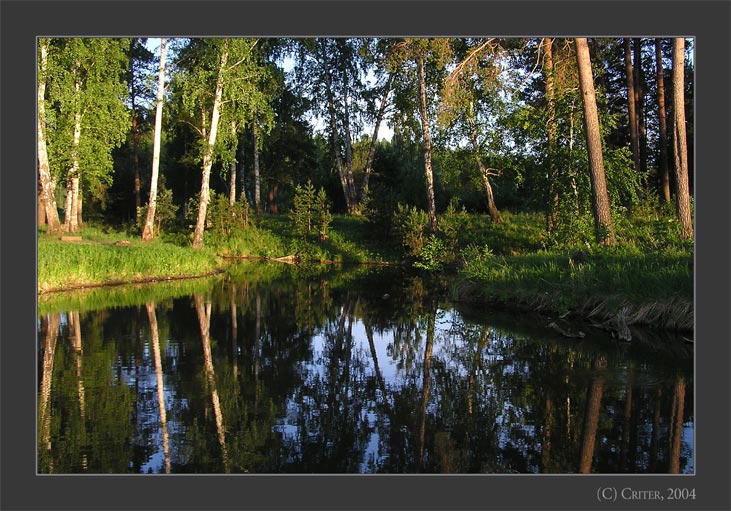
[442,38,504,223]
[173,38,271,248]
[45,38,130,233]
[37,39,63,233]
[390,38,451,233]
[142,38,167,241]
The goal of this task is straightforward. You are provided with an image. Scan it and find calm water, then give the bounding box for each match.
[37,262,693,474]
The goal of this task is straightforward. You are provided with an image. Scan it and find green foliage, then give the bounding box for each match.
[437,199,470,257]
[413,235,447,272]
[360,184,398,241]
[43,38,131,197]
[290,180,317,238]
[289,180,331,240]
[392,203,429,258]
[136,187,179,235]
[315,187,333,239]
[206,192,252,238]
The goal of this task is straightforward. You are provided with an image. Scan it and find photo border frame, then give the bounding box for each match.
[2,1,729,509]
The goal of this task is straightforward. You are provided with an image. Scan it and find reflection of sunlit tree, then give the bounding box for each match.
[668,376,686,474]
[146,302,170,473]
[194,293,229,472]
[579,355,607,473]
[38,313,60,473]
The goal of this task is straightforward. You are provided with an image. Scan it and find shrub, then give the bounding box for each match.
[393,203,429,258]
[414,235,447,272]
[136,187,179,236]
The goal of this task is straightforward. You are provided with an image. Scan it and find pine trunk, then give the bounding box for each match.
[634,38,648,174]
[624,38,641,174]
[655,39,671,203]
[38,42,63,234]
[142,38,167,241]
[672,38,693,240]
[192,47,228,249]
[417,54,438,233]
[575,38,615,245]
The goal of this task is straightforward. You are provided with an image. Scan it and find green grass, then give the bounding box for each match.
[38,226,223,292]
[455,248,693,329]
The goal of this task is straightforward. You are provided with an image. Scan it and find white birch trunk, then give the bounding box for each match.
[142,38,167,241]
[192,47,228,248]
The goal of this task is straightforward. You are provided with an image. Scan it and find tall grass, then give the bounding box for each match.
[38,229,222,292]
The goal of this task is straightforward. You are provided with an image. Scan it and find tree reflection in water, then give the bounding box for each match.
[37,262,694,473]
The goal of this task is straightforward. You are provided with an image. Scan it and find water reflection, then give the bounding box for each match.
[38,262,694,474]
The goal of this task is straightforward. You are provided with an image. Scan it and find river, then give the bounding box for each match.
[37,262,693,474]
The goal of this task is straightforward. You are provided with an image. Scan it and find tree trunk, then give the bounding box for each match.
[417,54,438,233]
[544,38,558,231]
[65,68,83,233]
[624,38,641,174]
[132,115,141,222]
[38,172,47,226]
[142,38,167,241]
[467,100,502,223]
[672,38,693,240]
[67,176,80,233]
[575,38,615,245]
[322,53,354,214]
[37,41,63,234]
[360,73,394,204]
[268,182,278,214]
[192,47,228,249]
[342,88,358,209]
[253,110,262,214]
[655,39,671,203]
[634,38,648,174]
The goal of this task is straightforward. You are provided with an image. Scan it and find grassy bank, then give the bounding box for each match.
[38,226,223,293]
[455,247,693,331]
[38,209,693,334]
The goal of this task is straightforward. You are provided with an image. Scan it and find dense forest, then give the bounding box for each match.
[38,37,693,245]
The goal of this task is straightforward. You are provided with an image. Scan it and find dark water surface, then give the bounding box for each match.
[38,262,693,474]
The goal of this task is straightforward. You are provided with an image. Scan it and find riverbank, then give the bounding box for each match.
[454,249,693,333]
[38,216,693,333]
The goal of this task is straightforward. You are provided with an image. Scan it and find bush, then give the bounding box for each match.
[438,199,469,259]
[393,203,429,258]
[414,235,447,272]
[136,187,178,236]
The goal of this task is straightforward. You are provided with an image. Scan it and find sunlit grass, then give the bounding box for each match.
[38,227,223,292]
